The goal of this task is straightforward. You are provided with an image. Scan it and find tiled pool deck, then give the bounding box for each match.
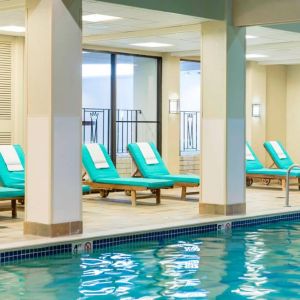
[0,183,300,257]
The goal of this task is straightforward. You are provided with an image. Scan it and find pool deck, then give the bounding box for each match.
[1,183,300,251]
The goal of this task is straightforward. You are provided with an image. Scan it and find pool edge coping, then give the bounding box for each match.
[1,209,300,264]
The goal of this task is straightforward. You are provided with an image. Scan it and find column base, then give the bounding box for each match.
[24,221,83,237]
[199,202,246,216]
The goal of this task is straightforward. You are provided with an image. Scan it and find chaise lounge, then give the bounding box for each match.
[82,143,174,206]
[246,142,300,189]
[0,144,90,195]
[264,141,297,170]
[127,142,200,200]
[264,140,300,189]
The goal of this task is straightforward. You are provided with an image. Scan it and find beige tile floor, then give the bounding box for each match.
[0,182,300,251]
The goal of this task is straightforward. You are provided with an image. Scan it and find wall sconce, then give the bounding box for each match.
[169,93,180,114]
[252,104,261,117]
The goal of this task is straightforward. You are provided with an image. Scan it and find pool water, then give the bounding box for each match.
[1,221,300,299]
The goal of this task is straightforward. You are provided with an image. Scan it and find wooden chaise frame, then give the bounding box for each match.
[0,197,23,218]
[246,174,300,190]
[83,180,162,207]
[131,165,199,200]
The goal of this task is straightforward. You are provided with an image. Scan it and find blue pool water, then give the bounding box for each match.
[1,221,300,299]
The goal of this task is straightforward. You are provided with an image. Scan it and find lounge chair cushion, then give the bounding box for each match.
[82,185,91,194]
[246,143,264,171]
[6,182,90,194]
[152,174,200,185]
[247,167,300,178]
[264,141,294,169]
[128,143,171,177]
[0,145,24,171]
[0,145,25,188]
[93,177,173,189]
[82,144,119,181]
[128,143,200,185]
[0,187,24,199]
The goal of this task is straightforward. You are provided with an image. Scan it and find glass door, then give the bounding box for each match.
[116,54,160,154]
[82,51,111,152]
[82,50,161,166]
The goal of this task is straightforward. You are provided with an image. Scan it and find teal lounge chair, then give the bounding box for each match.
[263,141,300,189]
[264,141,295,169]
[82,144,174,206]
[127,142,200,200]
[246,142,300,189]
[0,145,25,189]
[0,187,24,218]
[0,144,90,195]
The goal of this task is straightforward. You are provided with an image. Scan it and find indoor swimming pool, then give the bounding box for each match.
[1,220,300,299]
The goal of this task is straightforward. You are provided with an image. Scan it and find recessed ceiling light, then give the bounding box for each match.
[246,54,268,59]
[130,42,173,48]
[246,35,257,39]
[0,26,25,33]
[82,14,121,22]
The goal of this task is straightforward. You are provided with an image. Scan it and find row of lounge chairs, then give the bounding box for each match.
[82,142,200,206]
[0,143,200,216]
[246,141,300,189]
[0,139,295,218]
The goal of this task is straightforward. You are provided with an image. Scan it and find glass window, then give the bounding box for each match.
[116,54,158,154]
[82,51,161,162]
[82,51,111,151]
[180,61,201,154]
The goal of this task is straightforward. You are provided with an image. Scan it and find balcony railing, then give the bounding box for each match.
[82,108,158,154]
[180,111,200,154]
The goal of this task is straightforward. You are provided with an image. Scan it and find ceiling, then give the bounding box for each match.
[1,0,300,64]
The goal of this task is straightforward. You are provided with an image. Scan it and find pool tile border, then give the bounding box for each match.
[2,211,300,264]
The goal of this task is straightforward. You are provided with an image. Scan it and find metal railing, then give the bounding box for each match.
[82,108,111,152]
[285,164,300,207]
[82,108,159,154]
[180,111,200,154]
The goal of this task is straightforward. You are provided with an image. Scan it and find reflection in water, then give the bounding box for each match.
[1,222,300,299]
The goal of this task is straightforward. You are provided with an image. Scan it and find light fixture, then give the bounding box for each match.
[252,104,261,117]
[0,26,25,33]
[169,93,180,114]
[82,14,122,22]
[130,42,173,48]
[246,53,268,59]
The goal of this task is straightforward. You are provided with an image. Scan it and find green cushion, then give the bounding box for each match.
[128,143,169,177]
[152,174,200,185]
[246,142,264,171]
[93,177,173,189]
[264,141,294,169]
[5,182,90,195]
[0,145,25,188]
[82,185,91,194]
[82,144,119,182]
[247,167,300,178]
[8,182,25,189]
[0,187,24,199]
[128,142,200,185]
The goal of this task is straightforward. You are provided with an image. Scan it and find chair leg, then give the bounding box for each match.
[131,190,137,207]
[156,189,161,205]
[11,200,17,218]
[181,187,187,200]
[281,179,286,191]
[298,178,300,190]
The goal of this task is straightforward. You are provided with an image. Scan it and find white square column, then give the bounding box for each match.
[200,19,246,215]
[24,0,83,236]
